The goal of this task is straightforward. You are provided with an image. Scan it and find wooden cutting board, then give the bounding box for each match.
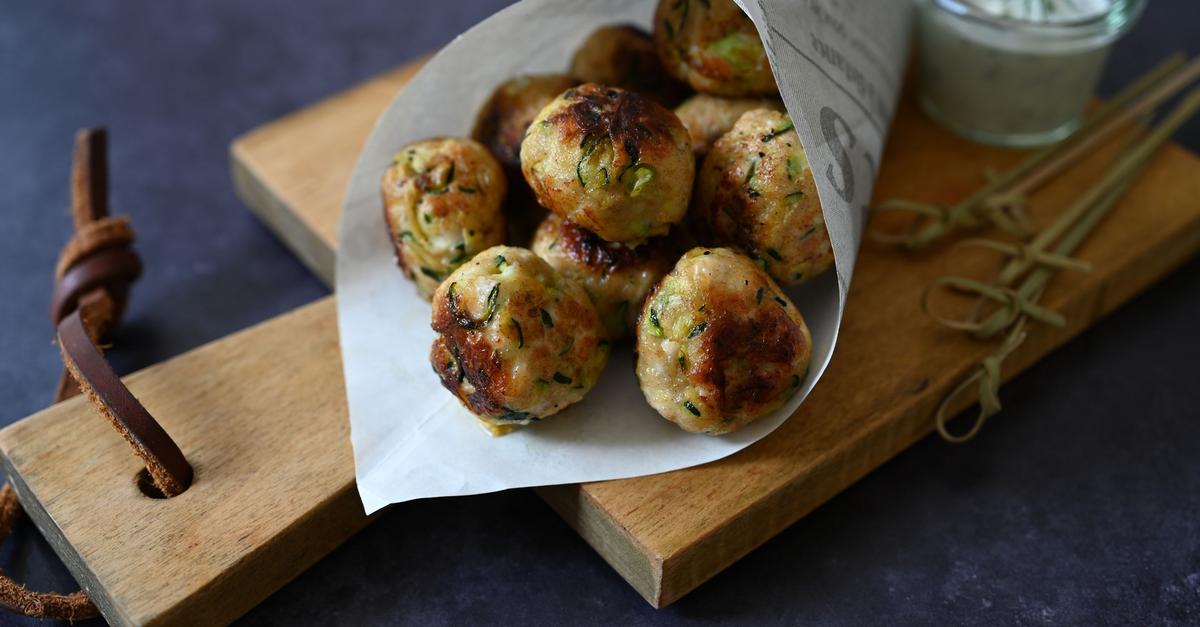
[1,57,1197,626]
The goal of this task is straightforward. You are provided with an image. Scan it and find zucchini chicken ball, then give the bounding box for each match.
[531,213,675,340]
[472,74,579,244]
[430,246,610,433]
[653,0,777,97]
[675,93,784,157]
[569,24,688,106]
[382,138,507,299]
[520,83,694,243]
[635,247,811,435]
[693,109,832,286]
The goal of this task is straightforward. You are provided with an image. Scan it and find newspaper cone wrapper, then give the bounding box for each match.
[337,0,913,513]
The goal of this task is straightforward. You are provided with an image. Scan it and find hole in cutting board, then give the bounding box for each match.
[135,468,169,499]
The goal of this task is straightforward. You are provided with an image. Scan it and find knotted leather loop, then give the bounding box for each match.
[0,128,193,621]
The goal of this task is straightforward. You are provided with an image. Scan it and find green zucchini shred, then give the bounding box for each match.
[744,155,762,197]
[761,121,795,142]
[576,137,595,187]
[577,135,612,189]
[497,408,534,422]
[448,281,500,330]
[511,318,524,348]
[786,155,802,181]
[744,156,760,185]
[648,306,664,337]
[708,32,759,70]
[672,0,690,35]
[484,284,500,321]
[630,166,654,197]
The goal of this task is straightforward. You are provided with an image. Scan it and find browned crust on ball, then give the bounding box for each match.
[706,156,759,249]
[550,83,682,169]
[431,300,511,417]
[690,300,803,414]
[551,215,673,273]
[522,82,694,243]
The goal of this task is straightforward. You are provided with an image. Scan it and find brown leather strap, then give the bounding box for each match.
[0,127,194,621]
[45,129,193,495]
[49,247,142,327]
[58,302,193,496]
[0,485,94,620]
[54,216,134,279]
[71,127,108,227]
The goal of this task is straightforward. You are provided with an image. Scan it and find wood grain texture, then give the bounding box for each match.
[230,60,427,285]
[0,299,366,627]
[1,58,1196,625]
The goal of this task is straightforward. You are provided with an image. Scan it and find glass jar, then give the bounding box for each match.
[917,0,1146,147]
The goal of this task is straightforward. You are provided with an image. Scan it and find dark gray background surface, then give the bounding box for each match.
[1,1,1198,625]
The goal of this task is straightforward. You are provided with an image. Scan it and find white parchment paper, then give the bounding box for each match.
[337,0,913,514]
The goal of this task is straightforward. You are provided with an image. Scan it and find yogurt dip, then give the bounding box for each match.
[917,0,1145,146]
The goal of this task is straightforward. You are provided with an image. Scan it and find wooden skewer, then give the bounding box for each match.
[901,52,1189,248]
[971,88,1200,338]
[961,59,1200,326]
